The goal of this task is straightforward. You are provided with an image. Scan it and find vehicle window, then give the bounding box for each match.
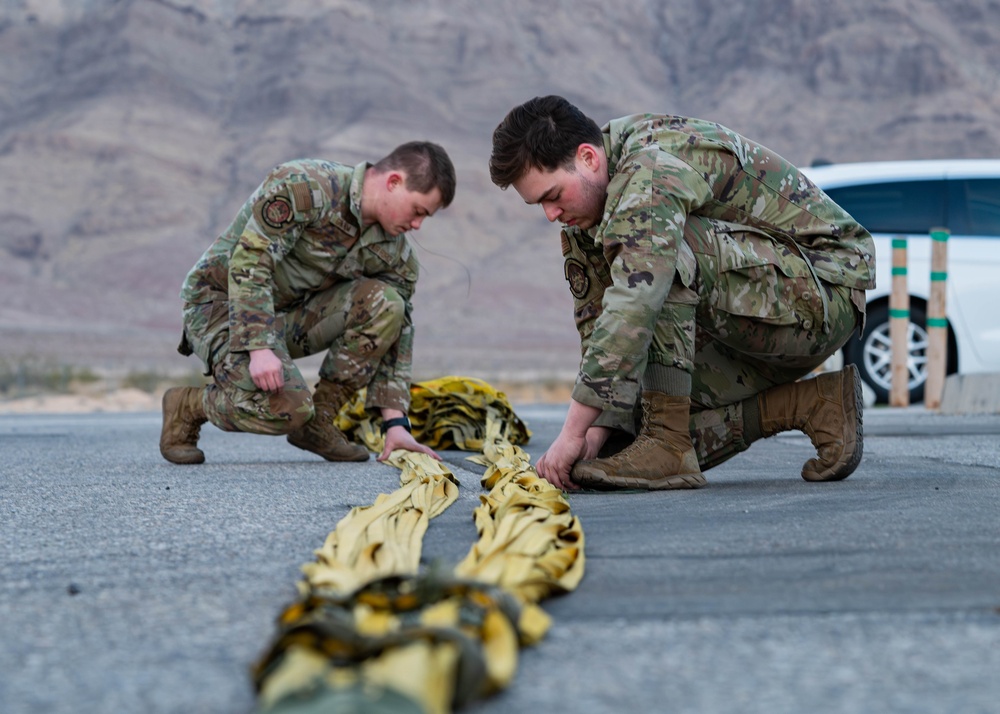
[824,180,947,234]
[949,179,1000,236]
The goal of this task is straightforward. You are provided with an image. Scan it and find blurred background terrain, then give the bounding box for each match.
[2,0,999,404]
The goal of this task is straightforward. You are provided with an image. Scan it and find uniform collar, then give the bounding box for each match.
[347,160,393,245]
[602,118,627,179]
[348,161,369,226]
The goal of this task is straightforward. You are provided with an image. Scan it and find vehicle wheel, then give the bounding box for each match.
[843,302,929,404]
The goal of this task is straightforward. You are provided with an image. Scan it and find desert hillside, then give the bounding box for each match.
[2,0,999,384]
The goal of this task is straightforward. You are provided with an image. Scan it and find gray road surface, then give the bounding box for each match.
[2,405,999,714]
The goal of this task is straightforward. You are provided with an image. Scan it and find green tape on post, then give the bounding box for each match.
[889,309,910,319]
[927,317,948,328]
[930,271,947,281]
[891,267,908,276]
[891,238,908,249]
[930,229,950,242]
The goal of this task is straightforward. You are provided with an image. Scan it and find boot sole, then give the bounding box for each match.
[286,433,370,462]
[802,364,864,482]
[160,448,206,465]
[572,469,707,491]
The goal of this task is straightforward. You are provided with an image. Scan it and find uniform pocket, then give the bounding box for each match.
[713,264,800,325]
[710,227,815,326]
[182,300,230,371]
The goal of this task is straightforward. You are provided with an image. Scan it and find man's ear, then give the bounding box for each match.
[385,172,404,191]
[576,143,601,174]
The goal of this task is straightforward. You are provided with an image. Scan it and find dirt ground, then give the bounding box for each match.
[0,388,161,414]
[0,380,574,415]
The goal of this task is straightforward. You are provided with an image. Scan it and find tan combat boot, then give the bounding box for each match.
[287,379,369,462]
[160,386,208,464]
[758,364,863,482]
[571,392,706,490]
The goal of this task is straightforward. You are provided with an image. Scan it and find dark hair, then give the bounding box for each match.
[489,95,603,189]
[374,141,456,207]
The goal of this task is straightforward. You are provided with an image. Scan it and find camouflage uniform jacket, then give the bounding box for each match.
[180,159,419,409]
[563,114,876,412]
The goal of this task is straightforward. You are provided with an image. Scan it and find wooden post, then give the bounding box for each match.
[889,237,910,407]
[924,228,950,409]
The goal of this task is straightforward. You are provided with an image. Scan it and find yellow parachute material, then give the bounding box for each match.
[335,375,532,451]
[253,387,583,714]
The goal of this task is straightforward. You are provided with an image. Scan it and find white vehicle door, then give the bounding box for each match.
[944,177,1000,372]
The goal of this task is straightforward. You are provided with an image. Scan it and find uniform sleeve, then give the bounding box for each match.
[572,152,712,412]
[227,176,310,353]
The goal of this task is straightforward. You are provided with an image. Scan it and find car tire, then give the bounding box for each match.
[844,302,930,404]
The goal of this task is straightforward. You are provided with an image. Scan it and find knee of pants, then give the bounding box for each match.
[207,383,314,435]
[283,393,314,433]
[252,389,313,435]
[352,279,405,338]
[256,390,312,435]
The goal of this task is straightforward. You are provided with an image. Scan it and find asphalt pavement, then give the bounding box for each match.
[2,404,999,714]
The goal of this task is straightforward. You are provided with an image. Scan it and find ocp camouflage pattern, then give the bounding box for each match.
[564,114,875,412]
[180,159,419,412]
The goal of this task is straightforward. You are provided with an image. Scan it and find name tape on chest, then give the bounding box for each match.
[331,212,359,238]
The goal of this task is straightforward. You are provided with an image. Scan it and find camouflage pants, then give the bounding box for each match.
[610,217,863,470]
[182,278,406,434]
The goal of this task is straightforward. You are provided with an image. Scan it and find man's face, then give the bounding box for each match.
[511,156,607,231]
[378,174,443,235]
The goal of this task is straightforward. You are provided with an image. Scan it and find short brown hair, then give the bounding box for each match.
[489,95,603,189]
[373,141,456,207]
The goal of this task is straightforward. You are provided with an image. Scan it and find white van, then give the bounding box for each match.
[801,159,1000,404]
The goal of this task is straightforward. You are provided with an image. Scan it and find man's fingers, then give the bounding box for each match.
[378,438,442,463]
[537,458,569,490]
[251,371,284,393]
[423,446,441,461]
[555,465,578,491]
[409,442,442,461]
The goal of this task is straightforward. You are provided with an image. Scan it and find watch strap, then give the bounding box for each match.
[381,416,412,435]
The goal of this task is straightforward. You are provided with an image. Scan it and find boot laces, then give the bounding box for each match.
[179,412,203,443]
[600,400,656,467]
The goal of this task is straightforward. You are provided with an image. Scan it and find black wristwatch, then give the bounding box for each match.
[381,416,412,435]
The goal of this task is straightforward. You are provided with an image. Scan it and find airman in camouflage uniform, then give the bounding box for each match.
[490,96,874,491]
[160,142,456,466]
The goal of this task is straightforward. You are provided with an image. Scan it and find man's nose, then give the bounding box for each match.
[542,203,561,222]
[410,216,425,230]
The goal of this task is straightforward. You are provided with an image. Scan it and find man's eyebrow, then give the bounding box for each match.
[523,185,556,205]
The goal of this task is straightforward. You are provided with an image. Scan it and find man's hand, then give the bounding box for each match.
[378,426,442,462]
[249,348,284,392]
[534,399,601,490]
[583,425,612,460]
[536,432,588,490]
[376,407,442,462]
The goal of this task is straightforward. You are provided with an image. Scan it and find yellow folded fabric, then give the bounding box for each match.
[335,375,532,451]
[254,384,583,714]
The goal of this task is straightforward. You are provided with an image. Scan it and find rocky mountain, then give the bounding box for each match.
[2,0,999,383]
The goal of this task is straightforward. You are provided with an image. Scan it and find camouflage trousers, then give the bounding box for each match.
[181,278,405,434]
[606,217,863,470]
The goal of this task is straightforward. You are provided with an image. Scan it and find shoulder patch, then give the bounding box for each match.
[261,195,294,229]
[564,258,590,299]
